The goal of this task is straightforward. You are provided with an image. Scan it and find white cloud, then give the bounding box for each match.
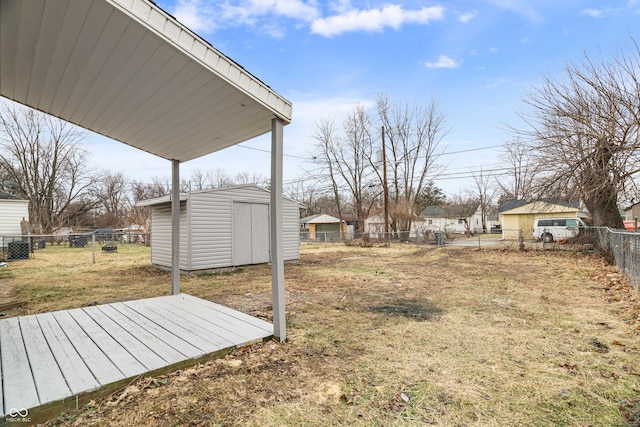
[171,0,320,35]
[580,8,604,18]
[222,0,320,23]
[425,55,460,69]
[459,10,478,23]
[310,5,445,37]
[173,0,216,33]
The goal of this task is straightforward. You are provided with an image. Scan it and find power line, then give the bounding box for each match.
[236,143,309,160]
[436,144,503,156]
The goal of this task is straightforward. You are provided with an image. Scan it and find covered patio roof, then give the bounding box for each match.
[0,0,290,344]
[0,0,292,161]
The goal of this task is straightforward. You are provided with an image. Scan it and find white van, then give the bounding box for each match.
[532,217,587,243]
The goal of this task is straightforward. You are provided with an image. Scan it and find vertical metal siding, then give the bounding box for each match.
[189,191,233,269]
[282,201,300,261]
[150,186,300,271]
[0,200,29,236]
[150,202,188,269]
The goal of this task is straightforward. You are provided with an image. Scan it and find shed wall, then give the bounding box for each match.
[0,200,29,236]
[150,187,299,271]
[150,202,189,269]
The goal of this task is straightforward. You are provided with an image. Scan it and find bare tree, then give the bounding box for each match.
[285,178,330,217]
[498,139,536,201]
[471,167,496,233]
[515,40,640,227]
[0,102,99,232]
[377,95,451,232]
[233,171,269,187]
[313,117,346,234]
[91,171,128,227]
[313,106,381,232]
[126,179,173,242]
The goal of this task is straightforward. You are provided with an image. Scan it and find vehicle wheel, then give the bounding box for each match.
[542,233,554,243]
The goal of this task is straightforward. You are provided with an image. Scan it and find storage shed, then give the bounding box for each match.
[138,185,300,272]
[0,190,29,237]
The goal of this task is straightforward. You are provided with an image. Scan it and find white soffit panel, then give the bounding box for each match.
[0,0,292,162]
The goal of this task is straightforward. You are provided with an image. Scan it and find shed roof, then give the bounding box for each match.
[0,0,292,162]
[136,184,298,207]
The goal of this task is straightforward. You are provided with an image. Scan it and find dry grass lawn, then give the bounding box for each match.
[2,243,640,426]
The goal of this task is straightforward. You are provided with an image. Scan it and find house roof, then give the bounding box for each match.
[300,214,322,224]
[421,204,479,218]
[499,199,582,213]
[305,214,342,224]
[421,205,445,217]
[500,200,580,215]
[0,0,292,163]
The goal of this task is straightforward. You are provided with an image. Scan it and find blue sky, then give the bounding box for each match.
[85,0,640,198]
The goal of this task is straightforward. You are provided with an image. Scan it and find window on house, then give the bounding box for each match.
[428,219,433,224]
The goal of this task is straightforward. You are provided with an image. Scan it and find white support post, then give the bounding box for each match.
[171,159,180,295]
[270,117,286,341]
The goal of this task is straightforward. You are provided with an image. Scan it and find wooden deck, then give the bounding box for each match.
[0,294,273,425]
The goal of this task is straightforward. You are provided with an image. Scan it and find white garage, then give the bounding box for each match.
[138,185,300,272]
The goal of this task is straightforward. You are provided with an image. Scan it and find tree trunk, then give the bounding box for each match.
[584,186,624,228]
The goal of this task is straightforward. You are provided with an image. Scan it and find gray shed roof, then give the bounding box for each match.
[0,0,292,162]
[136,184,299,207]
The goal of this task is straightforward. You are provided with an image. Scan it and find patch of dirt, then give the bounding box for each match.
[368,297,443,321]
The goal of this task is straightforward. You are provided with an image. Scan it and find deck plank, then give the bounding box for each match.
[1,294,273,422]
[81,306,167,371]
[0,317,40,411]
[179,294,273,333]
[66,308,147,378]
[120,300,222,354]
[95,304,194,365]
[159,296,271,342]
[126,299,235,348]
[19,316,71,405]
[36,313,100,394]
[51,311,124,385]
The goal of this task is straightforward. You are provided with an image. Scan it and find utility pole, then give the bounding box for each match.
[382,126,389,235]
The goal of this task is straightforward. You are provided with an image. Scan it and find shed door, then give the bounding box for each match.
[232,202,270,266]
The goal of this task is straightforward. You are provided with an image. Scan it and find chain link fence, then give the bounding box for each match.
[1,231,150,263]
[595,227,640,289]
[300,229,525,248]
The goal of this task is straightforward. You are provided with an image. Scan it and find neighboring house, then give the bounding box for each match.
[420,204,487,234]
[499,200,587,240]
[363,212,388,238]
[137,185,300,272]
[623,200,640,221]
[300,214,346,240]
[0,190,29,237]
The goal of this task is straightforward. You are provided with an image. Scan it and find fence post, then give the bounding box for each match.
[621,235,626,271]
[92,234,96,264]
[519,229,525,251]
